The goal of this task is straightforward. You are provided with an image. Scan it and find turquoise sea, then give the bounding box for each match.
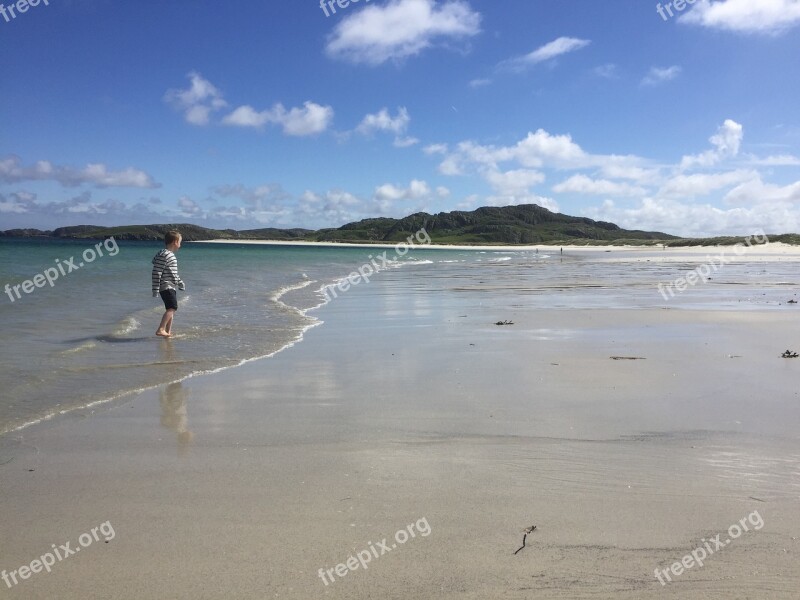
[0,238,466,435]
[0,238,792,436]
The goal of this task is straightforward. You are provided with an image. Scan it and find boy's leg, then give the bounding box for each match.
[157,290,178,337]
[156,309,175,337]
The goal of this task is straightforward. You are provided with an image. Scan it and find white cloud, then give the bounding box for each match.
[658,169,758,197]
[598,161,661,184]
[177,196,203,216]
[584,197,800,237]
[435,131,654,210]
[681,0,800,34]
[433,121,767,205]
[513,130,590,168]
[500,36,590,71]
[423,143,449,155]
[165,74,332,136]
[680,119,743,169]
[205,185,366,227]
[355,107,417,147]
[293,190,363,225]
[723,176,800,204]
[394,136,420,148]
[280,102,334,136]
[0,191,170,228]
[428,118,800,235]
[469,78,492,88]
[357,107,411,135]
[223,101,334,136]
[485,168,546,195]
[211,183,286,207]
[438,129,590,174]
[0,201,26,214]
[438,154,462,175]
[0,191,37,213]
[312,190,361,207]
[553,174,647,197]
[745,154,800,166]
[459,164,555,211]
[440,157,558,210]
[223,105,272,128]
[374,179,432,201]
[197,179,457,229]
[455,194,481,210]
[163,72,227,126]
[325,0,481,65]
[641,65,682,86]
[0,155,159,188]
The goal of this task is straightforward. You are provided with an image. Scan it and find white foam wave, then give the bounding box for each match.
[113,315,140,336]
[60,340,97,355]
[3,288,324,438]
[270,278,316,304]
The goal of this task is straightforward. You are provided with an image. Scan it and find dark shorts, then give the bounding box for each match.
[159,289,178,311]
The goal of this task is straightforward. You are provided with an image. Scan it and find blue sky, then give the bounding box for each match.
[2,0,800,236]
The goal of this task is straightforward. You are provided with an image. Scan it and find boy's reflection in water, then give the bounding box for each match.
[159,382,193,457]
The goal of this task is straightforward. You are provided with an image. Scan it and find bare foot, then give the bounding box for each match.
[156,329,171,337]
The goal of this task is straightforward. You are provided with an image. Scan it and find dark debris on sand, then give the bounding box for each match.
[514,525,537,555]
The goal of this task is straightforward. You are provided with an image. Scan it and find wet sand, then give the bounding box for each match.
[1,248,799,599]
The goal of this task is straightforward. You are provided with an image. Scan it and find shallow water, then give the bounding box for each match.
[0,239,793,435]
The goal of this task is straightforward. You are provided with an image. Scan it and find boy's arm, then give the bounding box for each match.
[166,254,186,291]
[151,261,163,297]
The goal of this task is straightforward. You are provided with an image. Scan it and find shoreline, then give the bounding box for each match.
[194,237,800,254]
[0,275,330,440]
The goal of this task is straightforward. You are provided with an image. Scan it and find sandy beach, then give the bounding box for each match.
[7,0,800,596]
[199,238,800,263]
[1,245,799,599]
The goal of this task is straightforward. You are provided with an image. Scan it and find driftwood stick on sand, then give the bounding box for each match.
[514,525,537,555]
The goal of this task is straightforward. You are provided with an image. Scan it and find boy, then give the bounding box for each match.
[152,230,186,337]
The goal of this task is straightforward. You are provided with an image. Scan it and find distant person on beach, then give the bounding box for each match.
[152,230,186,338]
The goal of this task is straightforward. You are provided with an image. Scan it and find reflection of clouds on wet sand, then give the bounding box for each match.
[159,382,193,456]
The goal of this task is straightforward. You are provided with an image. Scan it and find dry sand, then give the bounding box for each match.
[1,247,799,599]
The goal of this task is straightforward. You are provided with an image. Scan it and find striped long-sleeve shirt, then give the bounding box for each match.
[152,249,185,296]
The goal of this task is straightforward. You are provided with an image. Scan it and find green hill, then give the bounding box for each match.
[0,203,784,246]
[313,204,675,244]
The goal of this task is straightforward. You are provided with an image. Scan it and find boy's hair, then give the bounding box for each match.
[164,230,182,245]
